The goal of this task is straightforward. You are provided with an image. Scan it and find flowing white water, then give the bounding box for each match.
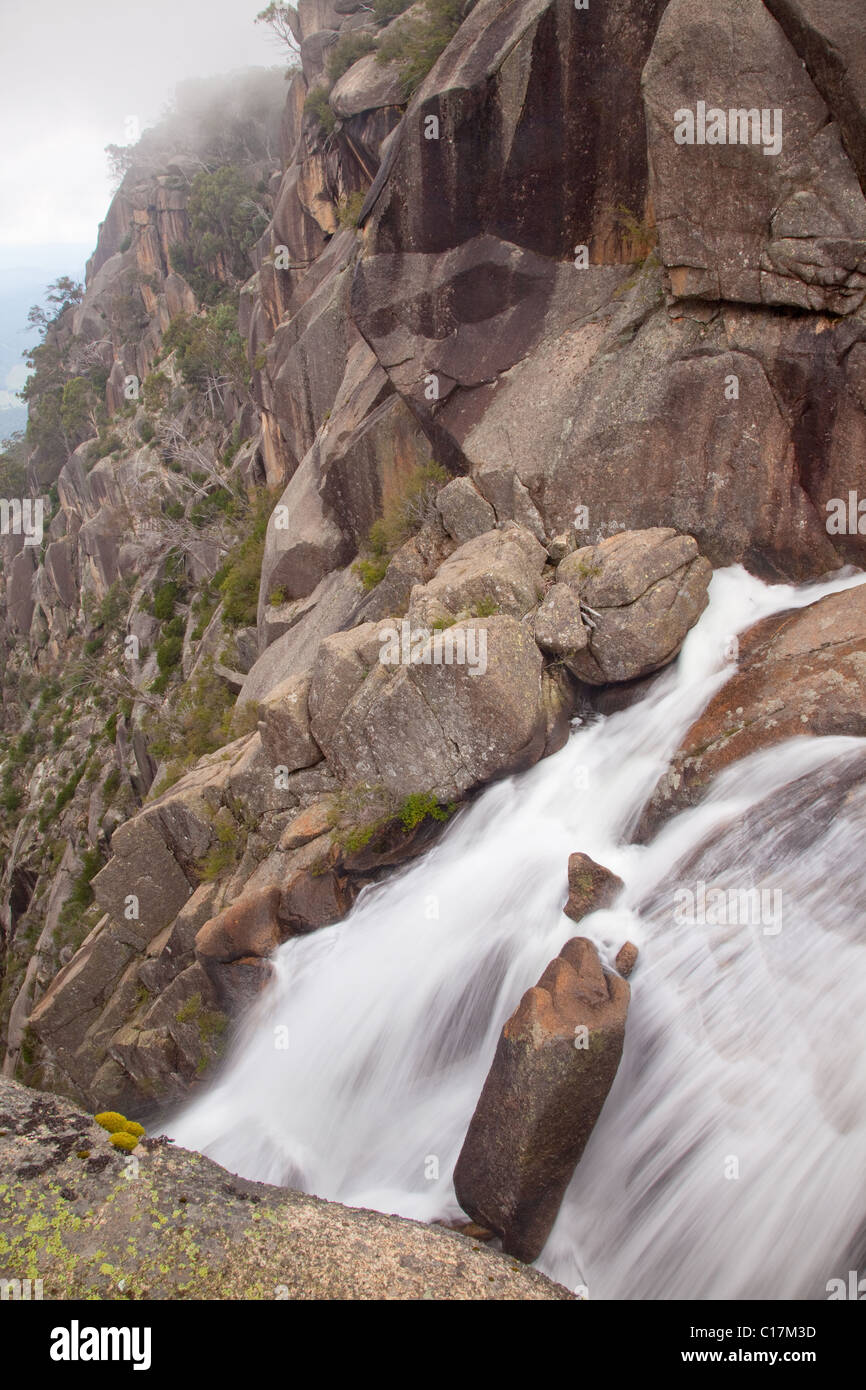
[169,565,866,1298]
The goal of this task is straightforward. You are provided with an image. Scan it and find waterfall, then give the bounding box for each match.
[168,564,866,1298]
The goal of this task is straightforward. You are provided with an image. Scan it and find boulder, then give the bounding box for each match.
[643,0,866,313]
[307,621,389,759]
[330,51,406,119]
[195,887,284,965]
[258,672,321,771]
[408,523,547,622]
[564,852,624,922]
[615,941,639,978]
[454,937,629,1261]
[557,529,711,683]
[534,584,588,657]
[637,581,866,838]
[435,476,497,545]
[326,615,547,799]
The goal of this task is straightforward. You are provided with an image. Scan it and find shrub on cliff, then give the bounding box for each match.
[376,0,476,95]
[326,32,378,83]
[304,85,336,136]
[355,460,449,588]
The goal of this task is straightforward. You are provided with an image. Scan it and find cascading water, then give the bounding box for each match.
[169,564,866,1299]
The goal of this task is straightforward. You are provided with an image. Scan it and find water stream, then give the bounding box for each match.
[169,565,866,1298]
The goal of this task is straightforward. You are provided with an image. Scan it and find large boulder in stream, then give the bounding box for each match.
[0,1078,571,1300]
[637,582,866,837]
[454,936,629,1262]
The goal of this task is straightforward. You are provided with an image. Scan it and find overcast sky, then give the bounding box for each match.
[0,0,282,249]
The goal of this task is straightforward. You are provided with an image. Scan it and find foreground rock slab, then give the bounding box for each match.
[0,1079,571,1301]
[454,937,629,1263]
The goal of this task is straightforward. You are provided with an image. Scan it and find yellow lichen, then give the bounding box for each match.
[122,1121,145,1137]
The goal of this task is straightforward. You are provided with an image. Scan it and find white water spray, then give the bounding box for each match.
[170,565,866,1298]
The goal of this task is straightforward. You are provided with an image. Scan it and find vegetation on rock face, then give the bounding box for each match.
[328,782,456,852]
[161,305,247,391]
[376,0,477,95]
[354,460,449,589]
[337,191,367,230]
[327,32,378,84]
[169,165,268,300]
[304,85,337,136]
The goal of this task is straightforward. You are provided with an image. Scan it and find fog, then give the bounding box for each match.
[0,0,286,247]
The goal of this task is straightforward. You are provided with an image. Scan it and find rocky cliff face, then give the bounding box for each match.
[2,0,866,1123]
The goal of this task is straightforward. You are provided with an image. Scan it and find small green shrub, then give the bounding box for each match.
[355,556,390,591]
[398,791,456,832]
[156,634,183,674]
[152,580,179,621]
[337,190,367,230]
[326,32,377,83]
[353,460,449,589]
[376,0,474,95]
[304,86,337,135]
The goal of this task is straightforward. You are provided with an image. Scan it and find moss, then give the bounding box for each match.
[398,791,456,832]
[123,1121,145,1138]
[94,1111,128,1134]
[471,597,498,618]
[109,1132,139,1152]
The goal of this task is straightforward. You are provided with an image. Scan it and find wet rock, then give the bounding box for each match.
[615,941,639,978]
[564,852,624,922]
[637,581,866,838]
[454,937,629,1262]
